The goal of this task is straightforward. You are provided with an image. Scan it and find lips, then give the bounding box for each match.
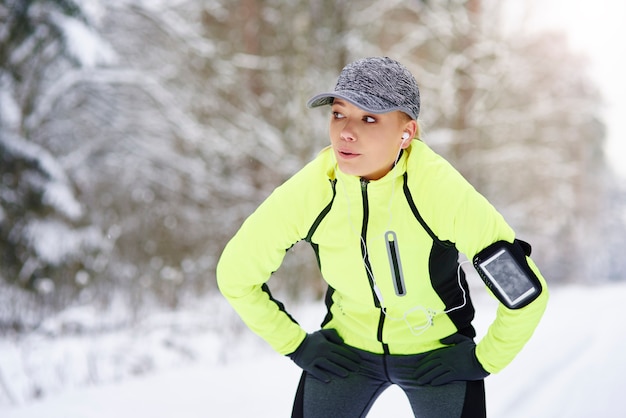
[337,148,360,159]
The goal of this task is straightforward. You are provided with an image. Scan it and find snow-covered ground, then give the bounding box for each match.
[1,281,624,417]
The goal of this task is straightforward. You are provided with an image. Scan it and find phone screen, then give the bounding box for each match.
[479,248,537,306]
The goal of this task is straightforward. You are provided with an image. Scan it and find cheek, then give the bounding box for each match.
[328,124,340,141]
[376,139,400,157]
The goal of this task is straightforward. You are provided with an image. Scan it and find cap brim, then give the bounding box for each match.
[307,90,415,119]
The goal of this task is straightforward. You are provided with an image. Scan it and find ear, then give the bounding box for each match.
[400,120,418,149]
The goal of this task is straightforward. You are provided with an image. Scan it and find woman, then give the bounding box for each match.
[217,57,548,417]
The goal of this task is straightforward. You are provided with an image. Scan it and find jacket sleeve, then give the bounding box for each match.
[418,148,549,374]
[216,162,331,355]
[473,257,548,373]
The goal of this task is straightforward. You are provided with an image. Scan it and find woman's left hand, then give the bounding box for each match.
[413,333,489,386]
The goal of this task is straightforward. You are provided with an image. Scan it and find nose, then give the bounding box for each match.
[340,133,356,142]
[340,122,356,142]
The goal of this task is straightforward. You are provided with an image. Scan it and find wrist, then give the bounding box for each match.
[282,328,307,357]
[474,343,495,375]
[287,333,309,358]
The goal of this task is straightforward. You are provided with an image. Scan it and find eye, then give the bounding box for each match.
[363,115,376,123]
[332,111,345,120]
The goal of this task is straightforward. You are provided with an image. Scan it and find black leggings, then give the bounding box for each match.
[291,347,486,418]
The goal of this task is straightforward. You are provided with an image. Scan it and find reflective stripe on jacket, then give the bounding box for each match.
[217,140,548,374]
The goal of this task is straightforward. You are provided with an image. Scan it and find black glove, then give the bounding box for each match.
[413,334,489,386]
[288,329,360,383]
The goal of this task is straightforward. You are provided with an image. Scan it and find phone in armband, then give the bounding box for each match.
[473,240,542,309]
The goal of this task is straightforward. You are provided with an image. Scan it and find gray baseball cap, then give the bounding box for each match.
[307,57,420,120]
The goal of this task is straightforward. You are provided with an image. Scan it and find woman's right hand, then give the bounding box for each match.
[287,329,361,383]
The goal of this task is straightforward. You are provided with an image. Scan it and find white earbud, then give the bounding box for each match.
[402,132,410,141]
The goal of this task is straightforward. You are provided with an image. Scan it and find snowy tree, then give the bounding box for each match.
[0,0,114,326]
[0,0,346,312]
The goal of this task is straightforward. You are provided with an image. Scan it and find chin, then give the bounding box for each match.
[336,162,361,177]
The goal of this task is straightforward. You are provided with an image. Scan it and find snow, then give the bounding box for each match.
[25,220,103,265]
[54,13,117,68]
[1,134,83,220]
[0,282,624,417]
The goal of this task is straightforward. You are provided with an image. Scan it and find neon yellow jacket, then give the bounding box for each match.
[217,141,548,374]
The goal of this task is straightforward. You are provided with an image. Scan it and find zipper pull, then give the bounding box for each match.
[385,231,406,296]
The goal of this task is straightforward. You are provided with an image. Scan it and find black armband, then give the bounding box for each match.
[473,239,542,309]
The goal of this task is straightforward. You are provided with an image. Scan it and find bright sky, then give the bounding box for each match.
[527,0,626,178]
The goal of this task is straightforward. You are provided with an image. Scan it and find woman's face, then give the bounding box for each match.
[329,99,415,180]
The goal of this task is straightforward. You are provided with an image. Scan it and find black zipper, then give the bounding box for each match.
[360,178,389,354]
[359,178,378,307]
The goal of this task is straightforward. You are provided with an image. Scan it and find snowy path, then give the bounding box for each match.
[1,283,625,417]
[484,283,626,418]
